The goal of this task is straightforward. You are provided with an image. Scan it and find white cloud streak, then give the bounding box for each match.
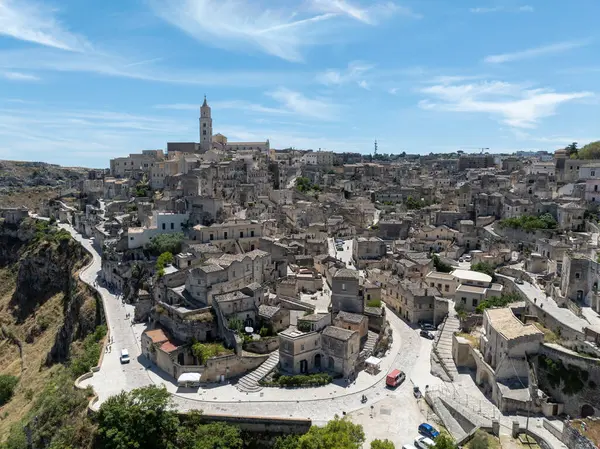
[0,48,306,86]
[485,40,590,64]
[419,80,593,129]
[149,0,414,62]
[316,60,373,88]
[1,71,40,81]
[469,5,534,13]
[267,88,339,120]
[0,0,91,51]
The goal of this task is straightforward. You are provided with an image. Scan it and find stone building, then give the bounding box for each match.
[352,236,386,268]
[321,326,360,378]
[331,268,362,314]
[452,269,503,312]
[334,311,368,342]
[191,219,263,252]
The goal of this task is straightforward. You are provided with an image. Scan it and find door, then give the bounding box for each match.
[300,359,308,374]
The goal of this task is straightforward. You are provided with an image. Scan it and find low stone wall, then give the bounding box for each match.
[459,314,482,332]
[244,337,279,354]
[203,353,268,383]
[542,419,563,441]
[190,413,311,436]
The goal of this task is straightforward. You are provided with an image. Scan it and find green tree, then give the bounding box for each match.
[156,251,174,271]
[566,142,578,158]
[433,434,456,449]
[578,141,600,159]
[471,262,495,281]
[274,435,301,449]
[0,374,19,406]
[371,439,395,449]
[432,255,453,273]
[145,233,184,256]
[297,416,365,449]
[96,385,180,449]
[189,422,243,449]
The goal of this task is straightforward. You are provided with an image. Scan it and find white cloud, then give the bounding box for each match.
[316,60,373,90]
[419,80,593,129]
[0,0,90,52]
[149,0,414,62]
[310,0,421,24]
[518,5,534,12]
[1,71,40,81]
[155,100,290,115]
[388,87,399,95]
[485,40,590,64]
[469,7,502,13]
[470,5,534,14]
[0,48,305,87]
[267,88,339,120]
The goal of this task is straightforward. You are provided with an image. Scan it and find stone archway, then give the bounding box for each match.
[582,404,595,418]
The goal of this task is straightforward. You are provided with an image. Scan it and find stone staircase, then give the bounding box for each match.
[360,330,378,358]
[433,315,460,380]
[235,352,279,393]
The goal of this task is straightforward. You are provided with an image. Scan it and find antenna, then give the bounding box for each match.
[374,140,378,156]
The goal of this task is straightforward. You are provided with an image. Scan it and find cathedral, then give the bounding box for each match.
[198,96,270,153]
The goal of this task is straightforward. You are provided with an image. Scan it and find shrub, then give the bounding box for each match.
[0,374,19,406]
[367,299,382,308]
[432,255,453,273]
[228,317,243,332]
[70,325,107,377]
[498,214,557,231]
[192,342,232,364]
[259,327,269,338]
[262,373,333,388]
[145,233,184,256]
[156,251,174,271]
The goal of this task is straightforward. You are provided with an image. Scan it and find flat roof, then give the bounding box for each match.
[456,284,487,294]
[452,269,492,284]
[486,308,543,341]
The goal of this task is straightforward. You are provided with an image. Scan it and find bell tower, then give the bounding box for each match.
[199,95,213,152]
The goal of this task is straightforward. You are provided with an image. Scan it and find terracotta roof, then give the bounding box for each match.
[160,341,179,353]
[145,329,169,344]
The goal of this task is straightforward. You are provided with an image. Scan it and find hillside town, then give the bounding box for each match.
[8,99,600,449]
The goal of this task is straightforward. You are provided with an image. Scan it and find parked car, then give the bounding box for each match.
[414,436,435,449]
[420,322,436,331]
[418,423,440,440]
[386,369,406,388]
[420,330,435,340]
[120,349,130,364]
[402,445,418,449]
[464,255,472,262]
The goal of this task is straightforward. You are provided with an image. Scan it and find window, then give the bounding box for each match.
[431,282,435,287]
[445,285,449,292]
[203,130,206,135]
[251,230,255,237]
[575,272,581,279]
[130,236,133,241]
[170,223,174,230]
[203,123,206,127]
[240,231,244,238]
[593,171,596,177]
[301,344,304,350]
[342,283,346,291]
[209,233,214,240]
[461,297,467,304]
[162,223,166,230]
[472,299,478,307]
[224,231,228,239]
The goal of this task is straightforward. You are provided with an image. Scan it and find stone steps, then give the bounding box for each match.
[433,316,460,380]
[235,352,279,393]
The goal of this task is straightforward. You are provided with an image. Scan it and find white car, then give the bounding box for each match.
[414,436,435,449]
[402,445,418,449]
[120,349,130,364]
[464,255,472,262]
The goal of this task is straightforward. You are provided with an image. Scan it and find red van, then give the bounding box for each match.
[386,369,406,388]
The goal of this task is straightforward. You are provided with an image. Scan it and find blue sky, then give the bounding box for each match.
[0,0,598,167]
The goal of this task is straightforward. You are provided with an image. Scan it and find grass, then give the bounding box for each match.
[465,430,501,448]
[456,332,478,348]
[571,419,600,446]
[533,323,559,343]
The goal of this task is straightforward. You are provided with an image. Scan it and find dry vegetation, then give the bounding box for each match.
[0,263,97,441]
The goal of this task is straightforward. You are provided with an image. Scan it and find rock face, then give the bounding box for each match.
[0,217,99,365]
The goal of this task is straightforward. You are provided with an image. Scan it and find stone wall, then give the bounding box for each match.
[203,353,268,383]
[244,337,279,354]
[537,344,600,417]
[192,414,311,436]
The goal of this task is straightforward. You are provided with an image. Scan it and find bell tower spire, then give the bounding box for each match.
[199,95,213,152]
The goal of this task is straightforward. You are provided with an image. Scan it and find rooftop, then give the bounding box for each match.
[452,269,492,284]
[322,326,357,341]
[486,308,543,341]
[334,268,359,280]
[335,311,365,324]
[145,328,169,344]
